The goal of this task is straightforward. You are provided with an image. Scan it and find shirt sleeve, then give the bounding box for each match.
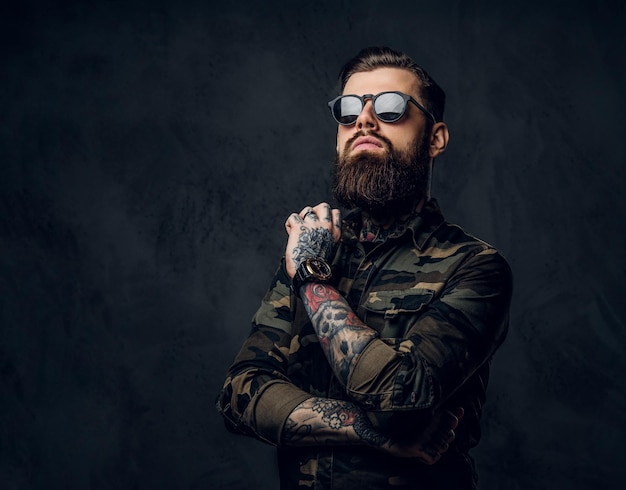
[345,248,513,421]
[215,260,312,446]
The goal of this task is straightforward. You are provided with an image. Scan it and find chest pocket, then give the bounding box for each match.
[360,288,434,338]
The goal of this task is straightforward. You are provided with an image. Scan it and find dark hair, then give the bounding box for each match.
[338,46,445,123]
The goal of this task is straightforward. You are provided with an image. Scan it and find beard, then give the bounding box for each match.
[332,131,431,219]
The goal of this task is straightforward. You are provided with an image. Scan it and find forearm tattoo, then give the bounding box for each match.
[282,398,387,448]
[292,227,335,267]
[301,283,378,385]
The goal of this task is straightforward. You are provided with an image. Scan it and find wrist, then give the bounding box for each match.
[352,409,388,449]
[291,257,333,296]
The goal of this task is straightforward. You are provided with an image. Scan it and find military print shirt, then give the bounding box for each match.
[217,199,513,489]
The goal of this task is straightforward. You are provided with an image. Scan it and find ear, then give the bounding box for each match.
[428,122,449,159]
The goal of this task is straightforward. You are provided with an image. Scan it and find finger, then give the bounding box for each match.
[418,446,441,465]
[425,430,453,457]
[431,438,449,454]
[299,206,315,219]
[447,428,456,444]
[331,209,342,242]
[285,213,304,233]
[440,428,455,446]
[312,202,332,222]
[450,407,464,421]
[432,429,453,449]
[303,209,319,222]
[441,408,462,431]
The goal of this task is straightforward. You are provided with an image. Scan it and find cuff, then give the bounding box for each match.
[346,339,399,408]
[243,379,312,445]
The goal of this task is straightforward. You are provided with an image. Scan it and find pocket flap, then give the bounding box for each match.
[362,288,434,319]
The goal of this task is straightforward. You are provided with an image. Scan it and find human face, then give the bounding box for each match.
[335,67,429,159]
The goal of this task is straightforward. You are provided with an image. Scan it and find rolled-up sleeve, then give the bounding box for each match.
[216,261,311,445]
[346,248,513,415]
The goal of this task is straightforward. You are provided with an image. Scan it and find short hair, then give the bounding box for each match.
[338,46,445,123]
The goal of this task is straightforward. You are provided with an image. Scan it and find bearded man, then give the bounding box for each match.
[217,46,513,489]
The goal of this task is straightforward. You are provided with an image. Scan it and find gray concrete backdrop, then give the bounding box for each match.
[1,0,625,488]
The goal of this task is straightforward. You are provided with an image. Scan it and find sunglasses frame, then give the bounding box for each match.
[327,91,437,126]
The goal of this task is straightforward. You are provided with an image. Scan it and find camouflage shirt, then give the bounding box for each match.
[217,199,513,489]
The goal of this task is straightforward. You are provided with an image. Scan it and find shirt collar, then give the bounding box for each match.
[342,198,445,251]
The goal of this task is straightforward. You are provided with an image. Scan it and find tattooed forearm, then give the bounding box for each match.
[283,398,460,462]
[282,397,387,448]
[301,283,378,385]
[291,227,335,267]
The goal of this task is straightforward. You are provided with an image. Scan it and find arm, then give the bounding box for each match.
[216,258,462,460]
[297,282,378,386]
[282,397,463,464]
[216,260,312,445]
[285,203,513,429]
[298,254,511,423]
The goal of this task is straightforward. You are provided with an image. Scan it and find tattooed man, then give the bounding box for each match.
[217,46,513,489]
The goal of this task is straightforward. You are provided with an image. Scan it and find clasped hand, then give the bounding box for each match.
[380,407,464,464]
[284,202,342,279]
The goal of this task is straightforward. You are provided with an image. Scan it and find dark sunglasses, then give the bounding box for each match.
[327,91,436,126]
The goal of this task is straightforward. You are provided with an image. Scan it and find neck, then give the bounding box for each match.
[359,198,426,243]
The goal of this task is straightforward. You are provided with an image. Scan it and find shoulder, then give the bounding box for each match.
[419,201,509,265]
[432,220,511,271]
[403,217,513,295]
[432,220,498,251]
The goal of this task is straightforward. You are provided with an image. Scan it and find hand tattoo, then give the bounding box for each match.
[292,227,335,268]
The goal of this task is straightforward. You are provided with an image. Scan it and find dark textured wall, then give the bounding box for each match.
[1,0,625,489]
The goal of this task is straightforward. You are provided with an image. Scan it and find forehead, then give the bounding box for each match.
[342,67,421,99]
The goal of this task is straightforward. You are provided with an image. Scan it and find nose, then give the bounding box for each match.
[355,97,379,130]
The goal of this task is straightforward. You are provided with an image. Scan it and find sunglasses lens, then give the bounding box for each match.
[330,93,409,125]
[332,96,362,125]
[374,92,406,122]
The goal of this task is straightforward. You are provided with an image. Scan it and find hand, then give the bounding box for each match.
[380,407,464,464]
[284,202,342,279]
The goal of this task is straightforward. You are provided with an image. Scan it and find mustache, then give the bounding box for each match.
[343,130,393,153]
